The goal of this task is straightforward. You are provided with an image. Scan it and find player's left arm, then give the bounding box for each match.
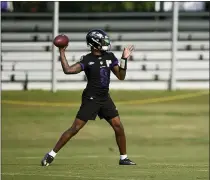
[111,45,134,80]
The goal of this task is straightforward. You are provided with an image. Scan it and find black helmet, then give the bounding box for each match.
[86,29,111,51]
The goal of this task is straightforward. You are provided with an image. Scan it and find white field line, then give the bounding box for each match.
[197,169,209,172]
[150,163,209,167]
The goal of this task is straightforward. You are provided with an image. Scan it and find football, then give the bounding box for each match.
[53,34,69,48]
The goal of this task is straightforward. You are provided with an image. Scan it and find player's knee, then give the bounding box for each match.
[111,117,123,128]
[113,122,122,129]
[111,119,124,134]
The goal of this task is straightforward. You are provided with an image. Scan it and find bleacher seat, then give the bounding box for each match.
[2,61,209,71]
[2,41,209,51]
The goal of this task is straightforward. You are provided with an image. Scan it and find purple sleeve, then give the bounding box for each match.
[79,55,86,71]
[79,63,85,71]
[110,58,119,68]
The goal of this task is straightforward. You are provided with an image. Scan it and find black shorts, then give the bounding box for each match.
[76,96,119,121]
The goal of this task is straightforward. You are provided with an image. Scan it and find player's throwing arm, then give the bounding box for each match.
[53,34,82,74]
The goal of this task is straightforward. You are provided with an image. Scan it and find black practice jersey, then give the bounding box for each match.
[79,52,119,99]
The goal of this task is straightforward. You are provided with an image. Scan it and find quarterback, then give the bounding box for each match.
[41,29,136,166]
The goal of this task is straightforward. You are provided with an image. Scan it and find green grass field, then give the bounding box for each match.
[2,90,209,180]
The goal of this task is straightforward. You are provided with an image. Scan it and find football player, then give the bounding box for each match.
[41,29,136,166]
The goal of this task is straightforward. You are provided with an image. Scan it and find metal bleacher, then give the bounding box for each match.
[1,14,209,90]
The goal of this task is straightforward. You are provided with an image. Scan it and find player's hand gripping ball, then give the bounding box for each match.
[53,34,69,48]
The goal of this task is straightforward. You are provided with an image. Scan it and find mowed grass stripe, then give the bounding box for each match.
[2,91,208,107]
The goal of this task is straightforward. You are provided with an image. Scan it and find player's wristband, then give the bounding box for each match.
[119,58,127,70]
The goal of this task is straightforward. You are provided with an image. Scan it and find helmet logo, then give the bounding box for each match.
[90,31,103,39]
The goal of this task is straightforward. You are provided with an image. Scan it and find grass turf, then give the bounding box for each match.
[2,90,209,180]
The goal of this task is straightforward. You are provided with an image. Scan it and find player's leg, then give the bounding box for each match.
[41,96,99,166]
[41,118,87,166]
[99,97,136,165]
[107,116,127,155]
[107,116,136,165]
[53,118,87,153]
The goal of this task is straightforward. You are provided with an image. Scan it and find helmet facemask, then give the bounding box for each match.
[101,37,111,51]
[86,30,111,52]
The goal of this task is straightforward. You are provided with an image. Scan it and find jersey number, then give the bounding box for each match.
[106,60,112,67]
[100,68,109,87]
